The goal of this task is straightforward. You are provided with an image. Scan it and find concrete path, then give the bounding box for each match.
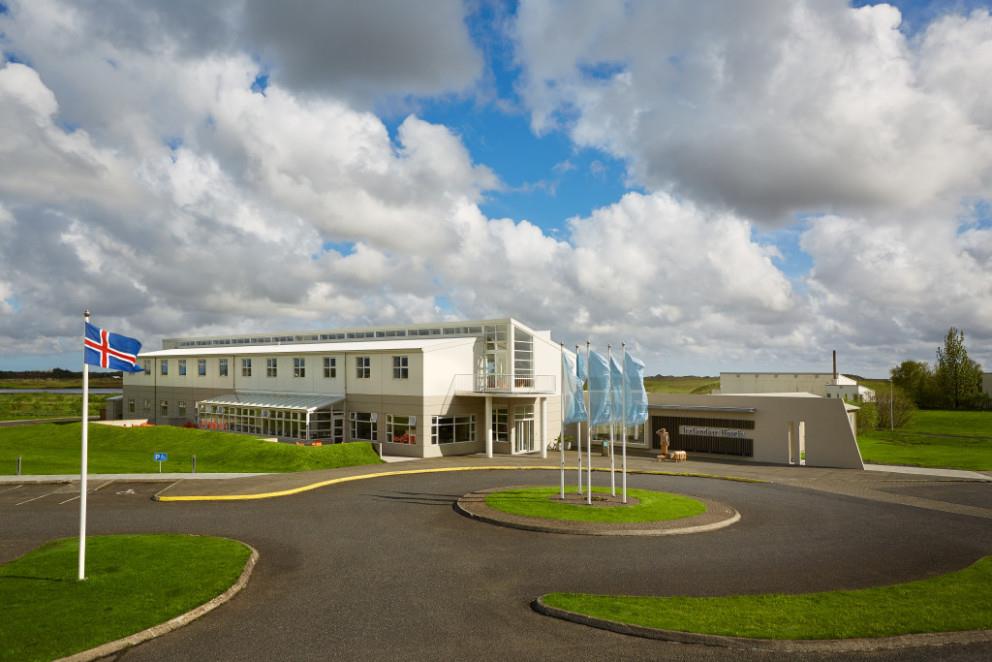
[865,463,992,481]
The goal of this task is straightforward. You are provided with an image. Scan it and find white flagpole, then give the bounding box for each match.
[559,343,565,500]
[79,309,90,581]
[576,344,583,496]
[621,342,628,504]
[586,341,592,506]
[608,344,615,497]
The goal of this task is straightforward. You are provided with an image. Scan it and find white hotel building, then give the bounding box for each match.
[123,318,563,458]
[122,316,865,469]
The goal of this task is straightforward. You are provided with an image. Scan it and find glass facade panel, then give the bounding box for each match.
[350,411,376,441]
[431,415,475,444]
[387,415,416,444]
[492,407,508,443]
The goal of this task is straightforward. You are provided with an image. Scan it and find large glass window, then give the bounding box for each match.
[293,357,305,378]
[393,355,408,379]
[323,357,336,378]
[241,358,252,377]
[161,360,169,376]
[219,358,228,377]
[387,415,416,444]
[197,359,207,376]
[178,359,187,376]
[350,411,377,441]
[431,415,475,444]
[513,328,533,387]
[178,400,187,417]
[356,356,371,379]
[267,358,278,377]
[492,407,508,443]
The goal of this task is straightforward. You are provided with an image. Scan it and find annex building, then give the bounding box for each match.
[121,317,864,468]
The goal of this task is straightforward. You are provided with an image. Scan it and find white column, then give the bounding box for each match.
[485,395,493,458]
[540,397,548,459]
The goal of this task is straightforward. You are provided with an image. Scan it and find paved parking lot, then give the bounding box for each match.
[2,463,991,661]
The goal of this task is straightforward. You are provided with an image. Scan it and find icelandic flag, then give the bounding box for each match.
[84,322,143,372]
[562,350,587,424]
[609,354,624,424]
[587,351,613,426]
[623,352,649,425]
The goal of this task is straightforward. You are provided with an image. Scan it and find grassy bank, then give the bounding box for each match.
[0,535,251,662]
[0,423,383,474]
[857,409,992,471]
[644,376,719,394]
[0,376,121,389]
[542,556,992,640]
[484,486,706,523]
[0,392,112,421]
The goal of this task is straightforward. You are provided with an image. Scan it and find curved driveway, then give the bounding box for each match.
[4,468,992,661]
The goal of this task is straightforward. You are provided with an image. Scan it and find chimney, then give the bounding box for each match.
[832,350,837,380]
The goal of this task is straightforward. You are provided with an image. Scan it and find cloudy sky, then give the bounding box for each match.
[1,0,991,375]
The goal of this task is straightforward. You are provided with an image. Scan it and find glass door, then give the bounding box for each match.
[513,404,535,453]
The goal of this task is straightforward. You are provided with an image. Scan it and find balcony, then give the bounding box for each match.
[453,373,557,395]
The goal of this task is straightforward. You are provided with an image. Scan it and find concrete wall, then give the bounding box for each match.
[720,373,857,397]
[643,393,864,469]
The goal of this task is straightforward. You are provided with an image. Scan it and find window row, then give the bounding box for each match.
[150,355,408,380]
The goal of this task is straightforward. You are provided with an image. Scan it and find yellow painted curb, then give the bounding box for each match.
[156,466,764,502]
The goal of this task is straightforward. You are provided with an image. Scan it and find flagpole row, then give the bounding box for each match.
[586,341,592,506]
[575,344,583,496]
[608,344,616,497]
[621,342,628,504]
[559,343,565,500]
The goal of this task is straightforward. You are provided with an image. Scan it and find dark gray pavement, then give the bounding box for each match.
[3,463,992,661]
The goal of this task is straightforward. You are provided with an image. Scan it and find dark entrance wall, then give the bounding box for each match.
[650,415,755,457]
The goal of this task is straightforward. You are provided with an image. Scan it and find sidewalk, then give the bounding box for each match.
[0,472,268,483]
[864,463,992,482]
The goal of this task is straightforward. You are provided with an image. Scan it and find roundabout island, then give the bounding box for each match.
[455,484,740,536]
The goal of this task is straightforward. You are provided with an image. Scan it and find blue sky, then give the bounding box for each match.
[1,0,991,375]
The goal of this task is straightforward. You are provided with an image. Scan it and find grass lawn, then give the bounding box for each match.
[0,535,251,662]
[484,486,706,523]
[644,376,719,394]
[0,422,383,475]
[0,392,112,420]
[542,555,992,640]
[858,409,992,471]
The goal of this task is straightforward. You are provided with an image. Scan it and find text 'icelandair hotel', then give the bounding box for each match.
[122,317,865,468]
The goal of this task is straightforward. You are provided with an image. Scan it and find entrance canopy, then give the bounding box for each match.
[198,392,344,412]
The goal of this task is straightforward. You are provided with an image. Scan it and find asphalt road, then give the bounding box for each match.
[3,470,992,661]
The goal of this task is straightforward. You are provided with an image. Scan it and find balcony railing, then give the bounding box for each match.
[453,373,557,394]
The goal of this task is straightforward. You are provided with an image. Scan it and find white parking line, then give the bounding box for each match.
[0,484,24,494]
[93,480,114,492]
[58,495,81,505]
[15,489,59,506]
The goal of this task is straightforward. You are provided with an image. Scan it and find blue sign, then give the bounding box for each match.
[154,452,168,462]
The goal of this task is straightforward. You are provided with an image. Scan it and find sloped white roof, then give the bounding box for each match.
[198,392,344,411]
[139,336,474,358]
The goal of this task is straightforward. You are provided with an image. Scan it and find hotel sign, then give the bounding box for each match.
[679,425,749,439]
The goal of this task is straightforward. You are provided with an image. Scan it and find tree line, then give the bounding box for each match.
[892,327,989,411]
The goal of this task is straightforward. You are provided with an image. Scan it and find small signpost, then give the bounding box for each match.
[154,452,167,473]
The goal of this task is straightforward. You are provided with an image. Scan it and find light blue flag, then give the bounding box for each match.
[576,350,588,384]
[587,351,612,425]
[609,354,624,424]
[562,350,587,424]
[623,352,649,425]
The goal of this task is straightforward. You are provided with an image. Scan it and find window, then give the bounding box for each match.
[387,415,417,444]
[160,400,169,416]
[178,359,187,376]
[392,355,409,379]
[431,415,475,444]
[142,360,150,375]
[350,411,377,441]
[241,358,252,377]
[143,399,150,411]
[127,399,135,414]
[267,358,278,377]
[161,360,169,376]
[356,356,371,379]
[219,358,229,377]
[178,400,187,417]
[492,407,508,443]
[293,357,305,378]
[198,359,207,376]
[323,357,337,378]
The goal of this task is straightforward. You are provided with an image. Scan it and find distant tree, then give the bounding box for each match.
[934,327,984,409]
[890,360,939,408]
